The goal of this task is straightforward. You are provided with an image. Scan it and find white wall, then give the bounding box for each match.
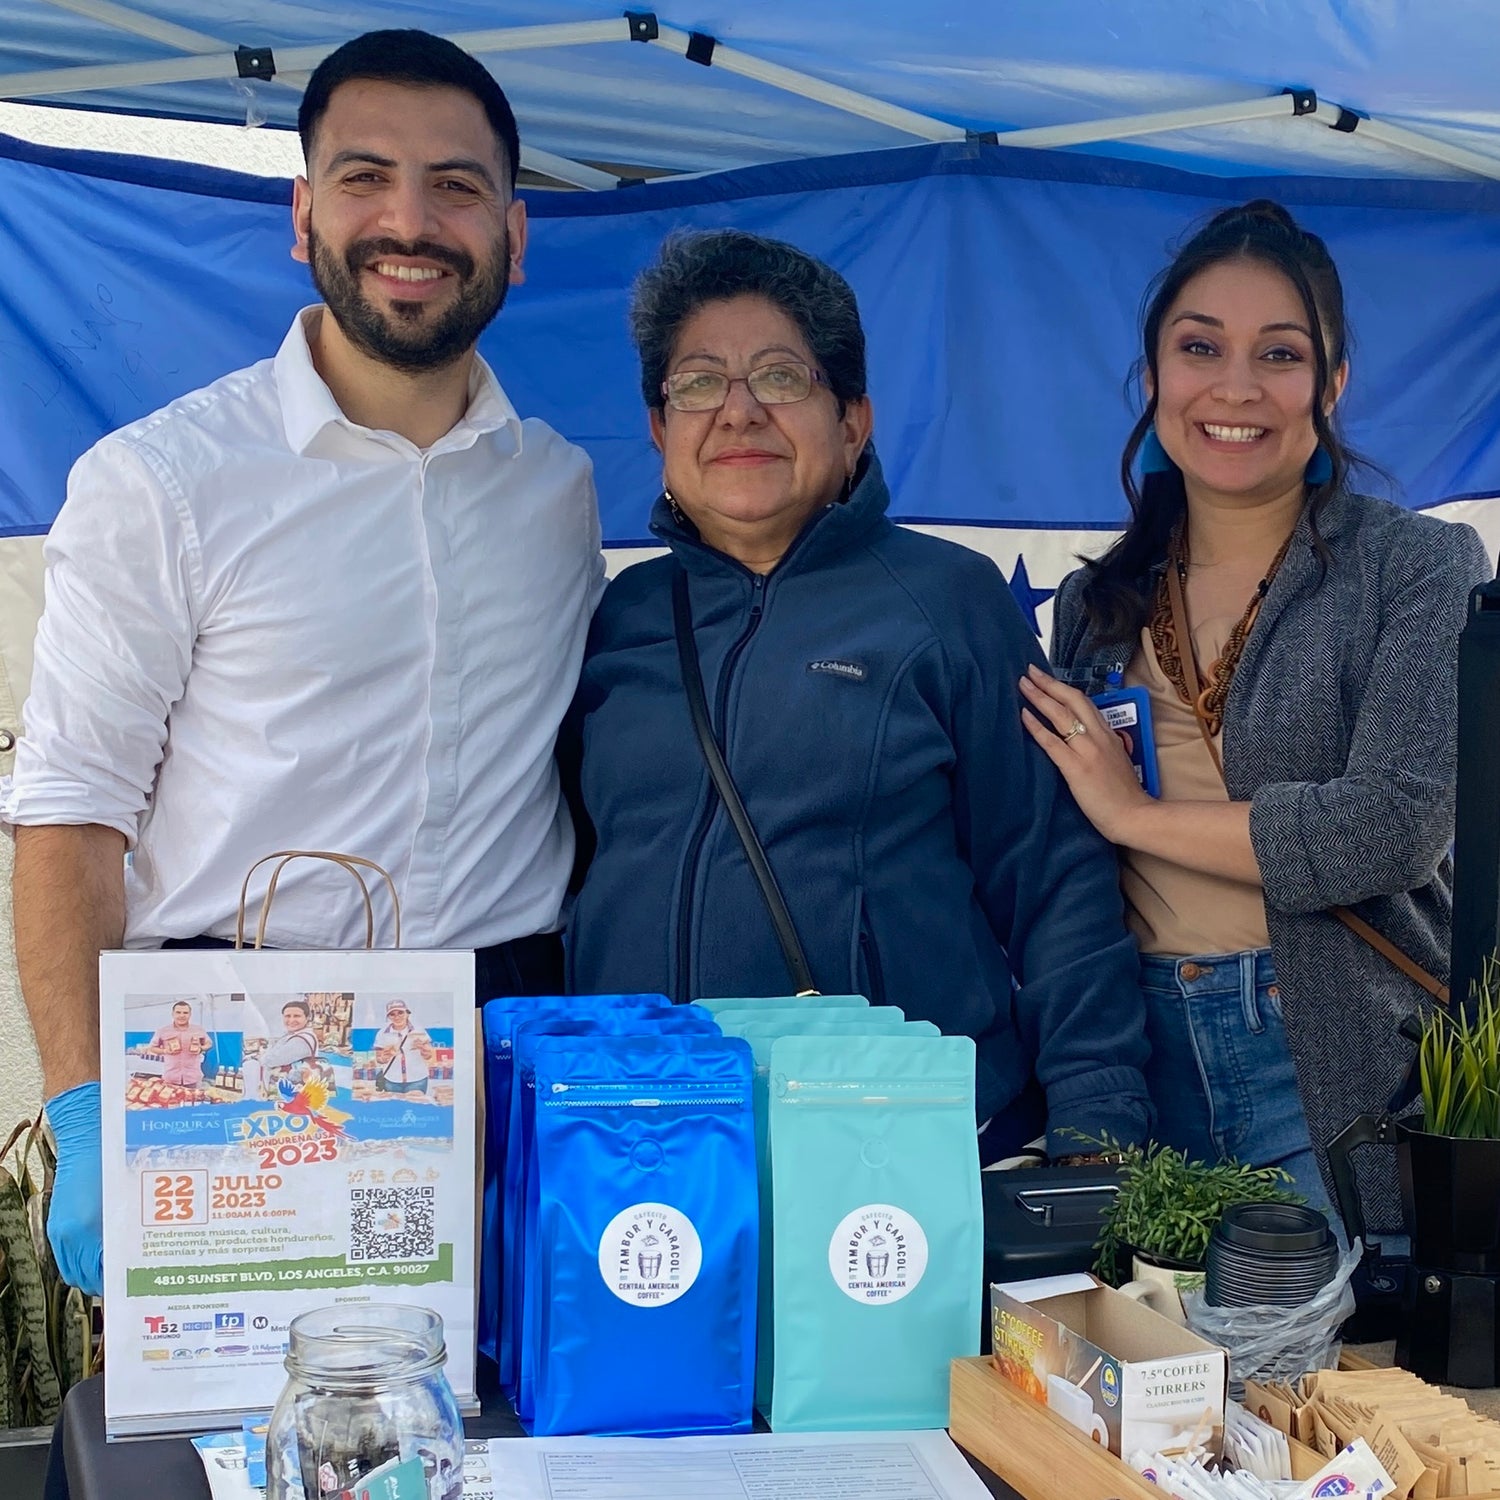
[0,534,45,1134]
[0,829,41,1132]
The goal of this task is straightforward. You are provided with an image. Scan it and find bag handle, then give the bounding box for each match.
[672,568,819,996]
[235,850,403,951]
[1165,559,1449,1005]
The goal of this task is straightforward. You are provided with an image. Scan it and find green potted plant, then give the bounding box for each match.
[1402,958,1500,1268]
[1086,1137,1300,1288]
[1329,954,1500,1276]
[0,1113,103,1432]
[1327,956,1500,1384]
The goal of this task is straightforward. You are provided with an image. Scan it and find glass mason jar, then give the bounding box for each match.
[265,1304,463,1500]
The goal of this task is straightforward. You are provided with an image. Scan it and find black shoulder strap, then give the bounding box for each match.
[672,567,819,996]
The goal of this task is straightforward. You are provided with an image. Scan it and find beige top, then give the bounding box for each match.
[1120,620,1271,957]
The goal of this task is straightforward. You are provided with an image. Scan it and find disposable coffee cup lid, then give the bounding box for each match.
[1216,1202,1330,1254]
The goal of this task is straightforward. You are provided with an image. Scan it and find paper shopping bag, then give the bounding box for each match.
[100,851,476,1439]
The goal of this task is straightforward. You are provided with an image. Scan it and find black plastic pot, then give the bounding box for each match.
[1401,1124,1500,1274]
[1327,1113,1500,1274]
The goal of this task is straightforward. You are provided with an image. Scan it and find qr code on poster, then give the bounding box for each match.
[348,1185,436,1263]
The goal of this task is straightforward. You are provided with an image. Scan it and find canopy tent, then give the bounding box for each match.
[7,2,1500,184]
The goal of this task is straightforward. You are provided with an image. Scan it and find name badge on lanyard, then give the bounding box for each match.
[1090,672,1161,797]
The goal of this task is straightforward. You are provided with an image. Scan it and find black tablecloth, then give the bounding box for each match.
[51,1368,1020,1499]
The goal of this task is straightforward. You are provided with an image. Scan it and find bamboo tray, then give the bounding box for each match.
[951,1356,1161,1500]
[948,1356,1500,1500]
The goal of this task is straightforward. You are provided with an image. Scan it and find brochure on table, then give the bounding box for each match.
[483,1429,996,1499]
[101,947,476,1439]
[192,1430,991,1500]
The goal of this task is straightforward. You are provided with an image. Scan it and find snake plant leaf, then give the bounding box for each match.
[0,1242,14,1339]
[35,1129,55,1197]
[0,1166,60,1420]
[0,1282,14,1430]
[26,1188,56,1291]
[0,1113,104,1426]
[63,1287,88,1390]
[0,1241,22,1427]
[48,1280,72,1394]
[0,1123,30,1174]
[15,1352,39,1428]
[22,1119,52,1200]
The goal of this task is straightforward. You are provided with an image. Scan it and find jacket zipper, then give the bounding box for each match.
[674,573,766,1002]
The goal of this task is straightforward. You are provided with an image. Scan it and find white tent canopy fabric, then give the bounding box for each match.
[5,2,1500,184]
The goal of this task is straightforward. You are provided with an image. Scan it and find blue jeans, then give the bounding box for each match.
[1139,949,1335,1224]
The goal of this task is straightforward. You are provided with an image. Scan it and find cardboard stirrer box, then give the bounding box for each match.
[990,1274,1228,1462]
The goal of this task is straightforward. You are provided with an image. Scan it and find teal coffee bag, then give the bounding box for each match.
[695,994,869,1017]
[714,1005,909,1037]
[767,1034,982,1431]
[734,1019,940,1415]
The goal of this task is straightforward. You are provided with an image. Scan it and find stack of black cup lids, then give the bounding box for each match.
[1205,1203,1340,1308]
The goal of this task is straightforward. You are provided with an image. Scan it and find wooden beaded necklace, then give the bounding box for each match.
[1148,524,1294,738]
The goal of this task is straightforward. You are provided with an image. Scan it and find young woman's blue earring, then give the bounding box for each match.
[1139,426,1173,475]
[1304,445,1334,486]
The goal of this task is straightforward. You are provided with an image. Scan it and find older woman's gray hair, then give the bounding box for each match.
[630,229,868,414]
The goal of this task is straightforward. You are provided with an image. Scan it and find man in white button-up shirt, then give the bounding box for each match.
[2,31,605,1295]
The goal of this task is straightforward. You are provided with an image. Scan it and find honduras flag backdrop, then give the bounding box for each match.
[3,131,1500,652]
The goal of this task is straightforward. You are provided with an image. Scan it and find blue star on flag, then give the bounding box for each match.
[1008,555,1055,637]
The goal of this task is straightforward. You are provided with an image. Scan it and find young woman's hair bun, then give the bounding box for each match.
[1212,198,1298,233]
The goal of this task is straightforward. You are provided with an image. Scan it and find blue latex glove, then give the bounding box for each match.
[45,1082,103,1297]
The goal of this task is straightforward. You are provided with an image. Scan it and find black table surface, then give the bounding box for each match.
[53,1368,1021,1500]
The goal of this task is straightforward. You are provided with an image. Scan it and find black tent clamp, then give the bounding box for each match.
[1282,87,1364,131]
[235,45,276,82]
[962,89,1363,148]
[625,12,716,64]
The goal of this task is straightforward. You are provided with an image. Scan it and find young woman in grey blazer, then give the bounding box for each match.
[1021,201,1491,1236]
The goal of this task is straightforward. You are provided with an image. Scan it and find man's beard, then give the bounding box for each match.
[308,228,509,373]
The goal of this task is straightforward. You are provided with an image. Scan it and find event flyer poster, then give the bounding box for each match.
[100,949,476,1439]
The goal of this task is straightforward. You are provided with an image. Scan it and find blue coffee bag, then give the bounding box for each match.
[479,994,667,1363]
[509,1006,718,1415]
[528,1034,758,1436]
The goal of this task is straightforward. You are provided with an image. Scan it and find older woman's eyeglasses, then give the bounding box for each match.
[663,361,828,412]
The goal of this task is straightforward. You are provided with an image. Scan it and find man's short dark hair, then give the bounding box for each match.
[298,29,520,191]
[282,1001,310,1019]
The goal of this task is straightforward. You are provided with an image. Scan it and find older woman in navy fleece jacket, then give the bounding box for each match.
[563,229,1150,1161]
